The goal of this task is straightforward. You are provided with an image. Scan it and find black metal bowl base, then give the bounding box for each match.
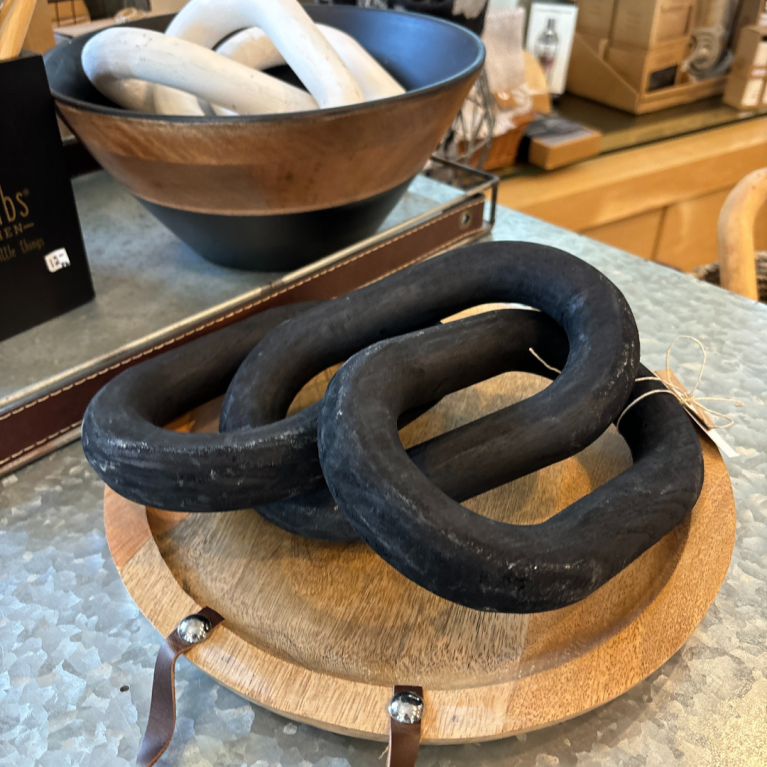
[141,178,413,271]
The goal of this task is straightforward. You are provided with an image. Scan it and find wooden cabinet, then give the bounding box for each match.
[582,209,663,259]
[654,189,732,270]
[497,116,767,270]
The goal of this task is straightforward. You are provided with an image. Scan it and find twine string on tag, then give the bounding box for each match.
[616,336,743,430]
[529,347,562,374]
[530,336,743,433]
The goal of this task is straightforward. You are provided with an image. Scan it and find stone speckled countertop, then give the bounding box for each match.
[2,176,767,766]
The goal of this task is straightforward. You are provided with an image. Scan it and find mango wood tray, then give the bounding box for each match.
[104,362,736,744]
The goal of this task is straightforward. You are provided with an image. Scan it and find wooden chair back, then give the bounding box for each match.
[718,168,767,300]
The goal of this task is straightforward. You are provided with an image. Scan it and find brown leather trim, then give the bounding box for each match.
[387,685,424,767]
[137,616,423,766]
[137,607,224,767]
[0,197,486,472]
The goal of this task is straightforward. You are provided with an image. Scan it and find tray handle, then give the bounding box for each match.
[136,607,225,767]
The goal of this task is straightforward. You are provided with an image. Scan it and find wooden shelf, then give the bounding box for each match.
[497,115,767,271]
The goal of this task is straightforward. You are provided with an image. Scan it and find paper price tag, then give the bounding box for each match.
[44,248,71,273]
[704,428,739,459]
[655,370,739,460]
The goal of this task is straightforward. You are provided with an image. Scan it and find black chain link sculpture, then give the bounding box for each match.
[83,241,703,612]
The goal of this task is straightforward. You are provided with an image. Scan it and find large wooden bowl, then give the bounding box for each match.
[44,8,484,270]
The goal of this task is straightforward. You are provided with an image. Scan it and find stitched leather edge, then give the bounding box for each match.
[0,200,485,468]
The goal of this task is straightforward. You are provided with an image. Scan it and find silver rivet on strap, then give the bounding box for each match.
[388,691,424,724]
[176,614,212,644]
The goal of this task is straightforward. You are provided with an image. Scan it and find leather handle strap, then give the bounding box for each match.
[0,196,486,476]
[137,614,423,766]
[136,607,224,767]
[387,685,424,767]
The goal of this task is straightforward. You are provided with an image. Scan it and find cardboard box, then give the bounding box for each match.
[529,128,601,169]
[606,38,692,92]
[722,74,765,110]
[731,25,767,80]
[48,0,90,28]
[520,114,602,170]
[577,30,610,57]
[611,0,695,49]
[730,0,767,48]
[575,0,616,38]
[567,31,727,114]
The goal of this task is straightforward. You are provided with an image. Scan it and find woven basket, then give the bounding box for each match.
[692,251,767,302]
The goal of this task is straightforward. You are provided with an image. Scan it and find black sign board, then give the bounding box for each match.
[0,53,93,343]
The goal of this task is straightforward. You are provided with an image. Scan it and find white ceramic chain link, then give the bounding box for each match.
[82,0,403,117]
[82,27,318,116]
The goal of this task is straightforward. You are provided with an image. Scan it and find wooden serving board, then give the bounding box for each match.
[104,348,736,744]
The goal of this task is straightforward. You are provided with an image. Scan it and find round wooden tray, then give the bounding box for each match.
[104,367,736,744]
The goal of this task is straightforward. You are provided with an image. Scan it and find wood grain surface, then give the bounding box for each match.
[0,0,36,60]
[497,117,767,271]
[497,119,767,232]
[56,79,471,216]
[19,0,53,54]
[104,331,736,742]
[582,209,665,261]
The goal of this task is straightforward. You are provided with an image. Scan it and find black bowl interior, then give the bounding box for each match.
[44,6,485,119]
